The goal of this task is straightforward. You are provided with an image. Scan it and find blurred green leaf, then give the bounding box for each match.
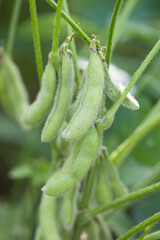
[8,163,33,179]
[107,210,134,238]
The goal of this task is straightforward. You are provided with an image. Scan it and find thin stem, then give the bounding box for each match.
[63,0,81,86]
[137,224,155,240]
[110,102,160,166]
[96,39,160,131]
[29,0,43,83]
[117,212,160,240]
[80,159,98,210]
[106,0,123,66]
[113,0,139,49]
[51,0,64,63]
[73,158,99,239]
[78,181,160,224]
[44,0,91,45]
[143,230,160,240]
[6,0,22,56]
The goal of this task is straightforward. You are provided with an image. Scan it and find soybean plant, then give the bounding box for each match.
[1,0,160,240]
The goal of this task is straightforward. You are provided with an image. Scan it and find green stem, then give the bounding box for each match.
[80,158,98,210]
[96,39,160,131]
[143,230,160,240]
[78,181,160,224]
[73,158,99,240]
[6,0,22,56]
[113,0,139,49]
[44,0,91,45]
[63,0,81,86]
[110,102,160,166]
[51,0,64,63]
[29,0,43,83]
[106,0,123,66]
[117,212,160,240]
[137,224,155,240]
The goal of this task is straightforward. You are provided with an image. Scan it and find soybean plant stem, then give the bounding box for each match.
[106,0,123,66]
[117,212,160,240]
[143,230,160,240]
[44,0,91,45]
[110,101,160,167]
[80,158,99,209]
[97,39,160,131]
[137,224,155,240]
[113,0,139,49]
[78,181,160,224]
[73,159,99,240]
[51,0,64,63]
[29,0,43,83]
[6,0,22,56]
[63,0,81,86]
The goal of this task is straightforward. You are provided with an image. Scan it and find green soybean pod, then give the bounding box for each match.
[0,65,15,116]
[3,56,29,113]
[62,47,104,141]
[42,127,100,197]
[40,194,62,240]
[22,60,57,126]
[105,152,128,199]
[103,62,139,110]
[96,216,112,240]
[56,121,72,158]
[96,161,112,205]
[34,227,43,240]
[0,49,29,120]
[85,219,100,240]
[66,70,87,122]
[61,184,79,230]
[41,52,74,142]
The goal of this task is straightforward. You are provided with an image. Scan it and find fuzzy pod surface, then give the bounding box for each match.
[105,153,128,199]
[96,161,112,205]
[61,184,79,230]
[66,70,87,122]
[41,52,74,142]
[85,219,100,240]
[62,48,104,141]
[22,61,57,126]
[40,194,62,240]
[0,53,29,124]
[42,127,100,197]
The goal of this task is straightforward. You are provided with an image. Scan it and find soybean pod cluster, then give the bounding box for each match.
[0,33,139,240]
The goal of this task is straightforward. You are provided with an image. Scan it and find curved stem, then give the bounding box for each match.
[78,181,160,224]
[51,0,64,63]
[44,0,91,45]
[74,157,100,239]
[117,212,160,240]
[80,158,99,210]
[96,39,160,131]
[63,0,81,86]
[110,101,160,166]
[106,0,123,66]
[137,224,155,240]
[6,0,22,56]
[113,0,139,49]
[29,0,43,83]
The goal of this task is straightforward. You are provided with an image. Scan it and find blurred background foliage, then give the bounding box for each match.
[0,0,160,239]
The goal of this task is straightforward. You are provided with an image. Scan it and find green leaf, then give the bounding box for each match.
[8,163,33,179]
